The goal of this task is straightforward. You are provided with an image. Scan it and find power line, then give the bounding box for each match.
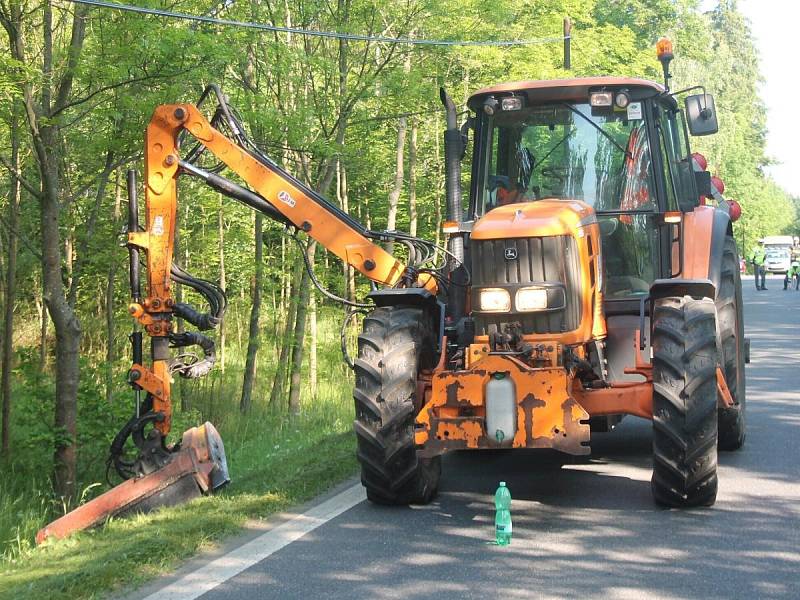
[65,0,567,47]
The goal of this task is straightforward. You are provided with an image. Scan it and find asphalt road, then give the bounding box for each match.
[142,275,800,600]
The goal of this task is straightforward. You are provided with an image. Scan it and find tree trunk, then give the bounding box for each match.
[240,213,263,413]
[37,291,47,368]
[64,233,74,295]
[336,158,349,299]
[1,102,21,457]
[336,159,356,300]
[288,242,314,415]
[280,235,287,313]
[385,117,407,254]
[308,245,318,400]
[104,169,123,404]
[3,0,90,499]
[40,136,82,497]
[408,120,418,237]
[269,257,302,410]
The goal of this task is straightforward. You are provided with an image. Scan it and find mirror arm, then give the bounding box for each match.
[668,85,707,105]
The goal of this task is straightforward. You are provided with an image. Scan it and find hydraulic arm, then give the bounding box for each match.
[127,87,438,445]
[38,86,446,542]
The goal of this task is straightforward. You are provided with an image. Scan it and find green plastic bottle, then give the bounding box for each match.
[494,481,512,546]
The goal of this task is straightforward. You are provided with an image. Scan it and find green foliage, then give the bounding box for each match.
[0,310,355,572]
[0,0,797,594]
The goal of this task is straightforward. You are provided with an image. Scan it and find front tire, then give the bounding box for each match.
[717,236,746,450]
[353,306,440,505]
[651,296,719,507]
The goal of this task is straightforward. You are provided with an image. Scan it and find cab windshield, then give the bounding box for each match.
[478,102,655,214]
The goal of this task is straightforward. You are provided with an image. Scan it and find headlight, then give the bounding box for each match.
[515,287,548,311]
[479,288,511,312]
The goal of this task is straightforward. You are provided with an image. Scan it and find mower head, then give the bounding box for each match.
[36,422,228,544]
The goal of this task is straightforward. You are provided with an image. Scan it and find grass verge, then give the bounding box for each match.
[0,432,356,600]
[0,309,362,599]
[0,423,357,600]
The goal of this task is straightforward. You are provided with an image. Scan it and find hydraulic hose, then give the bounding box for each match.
[169,331,217,378]
[289,233,372,308]
[173,302,220,331]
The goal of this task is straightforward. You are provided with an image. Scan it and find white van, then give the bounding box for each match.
[765,246,792,274]
[761,236,796,274]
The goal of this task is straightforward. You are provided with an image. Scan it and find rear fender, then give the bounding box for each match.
[649,278,722,361]
[649,278,715,302]
[681,205,732,294]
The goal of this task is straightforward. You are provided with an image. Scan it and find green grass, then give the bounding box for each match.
[0,426,357,600]
[0,309,361,600]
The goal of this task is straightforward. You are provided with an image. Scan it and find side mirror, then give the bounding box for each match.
[684,93,718,136]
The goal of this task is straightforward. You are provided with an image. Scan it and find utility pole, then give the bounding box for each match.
[563,18,572,70]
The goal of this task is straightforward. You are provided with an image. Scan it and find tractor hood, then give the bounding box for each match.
[471,199,596,240]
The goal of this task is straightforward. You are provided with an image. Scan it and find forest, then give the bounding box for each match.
[0,0,797,595]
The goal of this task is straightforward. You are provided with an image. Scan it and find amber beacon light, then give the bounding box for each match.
[656,37,674,60]
[656,37,674,90]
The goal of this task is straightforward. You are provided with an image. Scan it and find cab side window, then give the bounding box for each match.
[657,107,696,211]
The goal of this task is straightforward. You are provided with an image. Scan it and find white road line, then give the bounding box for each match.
[144,483,366,600]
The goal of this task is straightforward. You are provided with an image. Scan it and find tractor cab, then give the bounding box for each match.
[467,77,707,303]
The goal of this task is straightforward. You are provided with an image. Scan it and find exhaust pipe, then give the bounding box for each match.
[439,88,468,324]
[440,87,465,266]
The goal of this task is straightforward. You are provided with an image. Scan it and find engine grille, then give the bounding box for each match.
[471,235,582,335]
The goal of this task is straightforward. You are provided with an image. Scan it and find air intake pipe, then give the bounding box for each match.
[440,87,465,267]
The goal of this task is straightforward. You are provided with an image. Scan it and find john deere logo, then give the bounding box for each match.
[504,247,517,260]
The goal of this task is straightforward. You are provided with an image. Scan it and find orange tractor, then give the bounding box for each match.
[39,41,746,541]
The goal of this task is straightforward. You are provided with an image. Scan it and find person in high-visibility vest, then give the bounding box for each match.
[784,260,800,291]
[749,242,767,291]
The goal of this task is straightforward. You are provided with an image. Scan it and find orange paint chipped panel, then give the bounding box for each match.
[416,355,590,455]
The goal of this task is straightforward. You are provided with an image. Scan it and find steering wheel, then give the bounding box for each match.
[598,216,618,237]
[540,166,566,187]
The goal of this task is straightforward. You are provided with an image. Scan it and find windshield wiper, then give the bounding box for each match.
[532,129,572,171]
[560,103,632,160]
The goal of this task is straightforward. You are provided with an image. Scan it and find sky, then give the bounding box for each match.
[702,0,800,197]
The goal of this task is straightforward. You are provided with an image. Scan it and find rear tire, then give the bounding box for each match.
[651,296,719,508]
[353,306,440,505]
[717,236,746,450]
